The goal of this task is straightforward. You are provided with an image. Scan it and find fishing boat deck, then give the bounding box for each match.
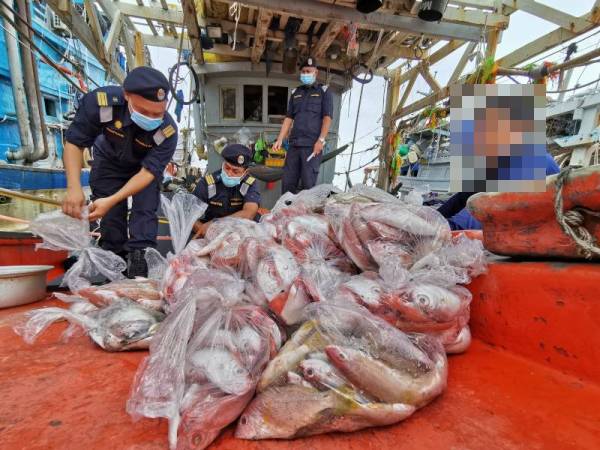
[1,259,599,450]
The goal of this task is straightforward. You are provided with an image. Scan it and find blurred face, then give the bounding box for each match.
[223,161,247,178]
[125,92,167,119]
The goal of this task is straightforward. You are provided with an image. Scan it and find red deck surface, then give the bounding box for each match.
[1,260,600,449]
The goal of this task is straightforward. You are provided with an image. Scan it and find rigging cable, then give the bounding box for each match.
[345,80,366,191]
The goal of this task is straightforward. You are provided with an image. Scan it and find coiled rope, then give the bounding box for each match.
[553,166,600,258]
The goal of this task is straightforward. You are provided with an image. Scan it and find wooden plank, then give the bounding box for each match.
[237,0,484,41]
[83,0,107,61]
[449,41,476,83]
[396,40,464,86]
[279,13,289,30]
[398,72,417,109]
[394,86,450,119]
[46,0,125,81]
[134,31,146,67]
[313,22,343,58]
[299,18,313,34]
[251,8,273,63]
[137,0,159,36]
[181,0,205,64]
[116,2,184,23]
[143,33,252,57]
[485,28,500,59]
[501,0,588,31]
[497,9,598,68]
[419,66,442,92]
[247,7,255,24]
[105,10,122,62]
[121,27,135,69]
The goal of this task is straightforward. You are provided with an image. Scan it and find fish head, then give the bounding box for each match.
[235,397,271,440]
[324,345,352,370]
[299,359,335,384]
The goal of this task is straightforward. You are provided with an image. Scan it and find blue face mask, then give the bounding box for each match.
[221,164,243,187]
[129,107,163,131]
[300,73,316,85]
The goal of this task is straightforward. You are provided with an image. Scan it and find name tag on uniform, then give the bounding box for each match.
[209,201,223,207]
[293,95,303,99]
[310,94,321,97]
[106,127,125,138]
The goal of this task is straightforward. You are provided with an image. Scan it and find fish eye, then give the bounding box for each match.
[306,368,314,377]
[339,352,347,361]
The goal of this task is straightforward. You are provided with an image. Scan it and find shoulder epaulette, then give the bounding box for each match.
[205,173,217,199]
[240,176,256,196]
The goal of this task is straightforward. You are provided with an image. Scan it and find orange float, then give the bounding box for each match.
[467,166,600,259]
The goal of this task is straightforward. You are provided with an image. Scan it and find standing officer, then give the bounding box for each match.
[272,57,333,194]
[192,144,260,238]
[62,66,178,278]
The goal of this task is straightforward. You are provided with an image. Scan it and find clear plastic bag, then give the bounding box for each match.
[126,267,283,450]
[161,192,208,256]
[271,184,341,215]
[15,298,165,351]
[28,208,126,292]
[233,127,253,147]
[236,301,447,440]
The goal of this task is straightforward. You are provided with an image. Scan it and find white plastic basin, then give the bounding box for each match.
[0,265,54,309]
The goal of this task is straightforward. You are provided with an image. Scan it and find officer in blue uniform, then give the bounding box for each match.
[62,66,178,277]
[191,144,260,238]
[272,57,334,194]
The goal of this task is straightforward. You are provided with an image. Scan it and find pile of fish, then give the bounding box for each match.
[235,302,447,439]
[127,267,283,450]
[19,185,487,448]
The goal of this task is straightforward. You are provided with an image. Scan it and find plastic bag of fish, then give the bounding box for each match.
[28,208,127,293]
[15,296,164,351]
[235,301,447,440]
[77,277,164,311]
[126,267,284,450]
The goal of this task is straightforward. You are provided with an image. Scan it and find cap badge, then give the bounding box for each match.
[308,57,313,65]
[157,88,165,101]
[237,155,245,165]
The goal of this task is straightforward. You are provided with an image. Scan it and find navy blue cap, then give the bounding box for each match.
[300,56,318,68]
[123,66,170,102]
[222,143,252,168]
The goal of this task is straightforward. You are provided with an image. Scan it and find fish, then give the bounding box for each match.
[325,345,446,407]
[176,387,255,450]
[406,284,465,322]
[366,240,413,268]
[235,384,342,440]
[257,330,325,392]
[188,348,253,395]
[359,203,440,237]
[340,274,384,307]
[444,325,472,354]
[286,371,313,388]
[277,280,312,325]
[78,278,164,311]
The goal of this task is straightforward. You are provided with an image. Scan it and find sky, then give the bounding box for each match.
[146,0,600,189]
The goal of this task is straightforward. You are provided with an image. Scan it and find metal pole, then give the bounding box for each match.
[2,3,34,161]
[15,0,47,162]
[345,81,365,191]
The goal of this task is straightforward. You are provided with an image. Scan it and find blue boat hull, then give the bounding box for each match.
[0,164,90,190]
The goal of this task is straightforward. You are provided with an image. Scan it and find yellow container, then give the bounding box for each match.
[265,157,286,167]
[268,147,287,156]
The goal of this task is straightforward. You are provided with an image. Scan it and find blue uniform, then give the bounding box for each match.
[445,152,561,230]
[193,170,260,222]
[400,162,420,177]
[282,83,333,194]
[65,86,178,252]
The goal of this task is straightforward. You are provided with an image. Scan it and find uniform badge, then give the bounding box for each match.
[308,57,313,65]
[238,155,245,165]
[114,120,122,129]
[157,88,165,101]
[112,97,119,103]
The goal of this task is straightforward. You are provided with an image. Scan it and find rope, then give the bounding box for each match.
[229,2,242,51]
[345,80,366,191]
[553,166,600,259]
[546,75,600,93]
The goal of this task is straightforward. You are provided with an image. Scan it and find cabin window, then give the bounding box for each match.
[243,85,263,122]
[268,86,288,124]
[44,98,57,117]
[220,86,237,120]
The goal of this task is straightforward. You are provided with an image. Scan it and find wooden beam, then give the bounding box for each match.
[251,8,273,63]
[105,9,123,63]
[181,0,205,64]
[121,27,135,70]
[449,41,476,83]
[83,0,107,61]
[313,22,343,58]
[501,0,588,31]
[398,72,417,109]
[419,67,442,92]
[159,0,178,37]
[115,2,184,23]
[137,0,159,36]
[497,9,599,68]
[134,31,146,67]
[237,0,483,41]
[485,28,500,59]
[299,17,313,34]
[46,0,125,82]
[279,13,289,30]
[394,86,450,119]
[396,40,464,86]
[143,33,252,57]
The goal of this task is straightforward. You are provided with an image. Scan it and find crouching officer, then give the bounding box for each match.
[272,56,333,194]
[61,66,178,278]
[192,144,260,238]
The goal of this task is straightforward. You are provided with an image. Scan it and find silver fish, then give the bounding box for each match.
[188,348,253,395]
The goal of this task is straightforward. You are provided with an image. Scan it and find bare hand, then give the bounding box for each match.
[192,221,210,239]
[313,140,324,155]
[88,197,115,222]
[62,186,86,219]
[272,139,283,151]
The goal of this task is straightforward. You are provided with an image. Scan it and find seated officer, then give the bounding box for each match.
[192,144,260,238]
[62,66,177,277]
